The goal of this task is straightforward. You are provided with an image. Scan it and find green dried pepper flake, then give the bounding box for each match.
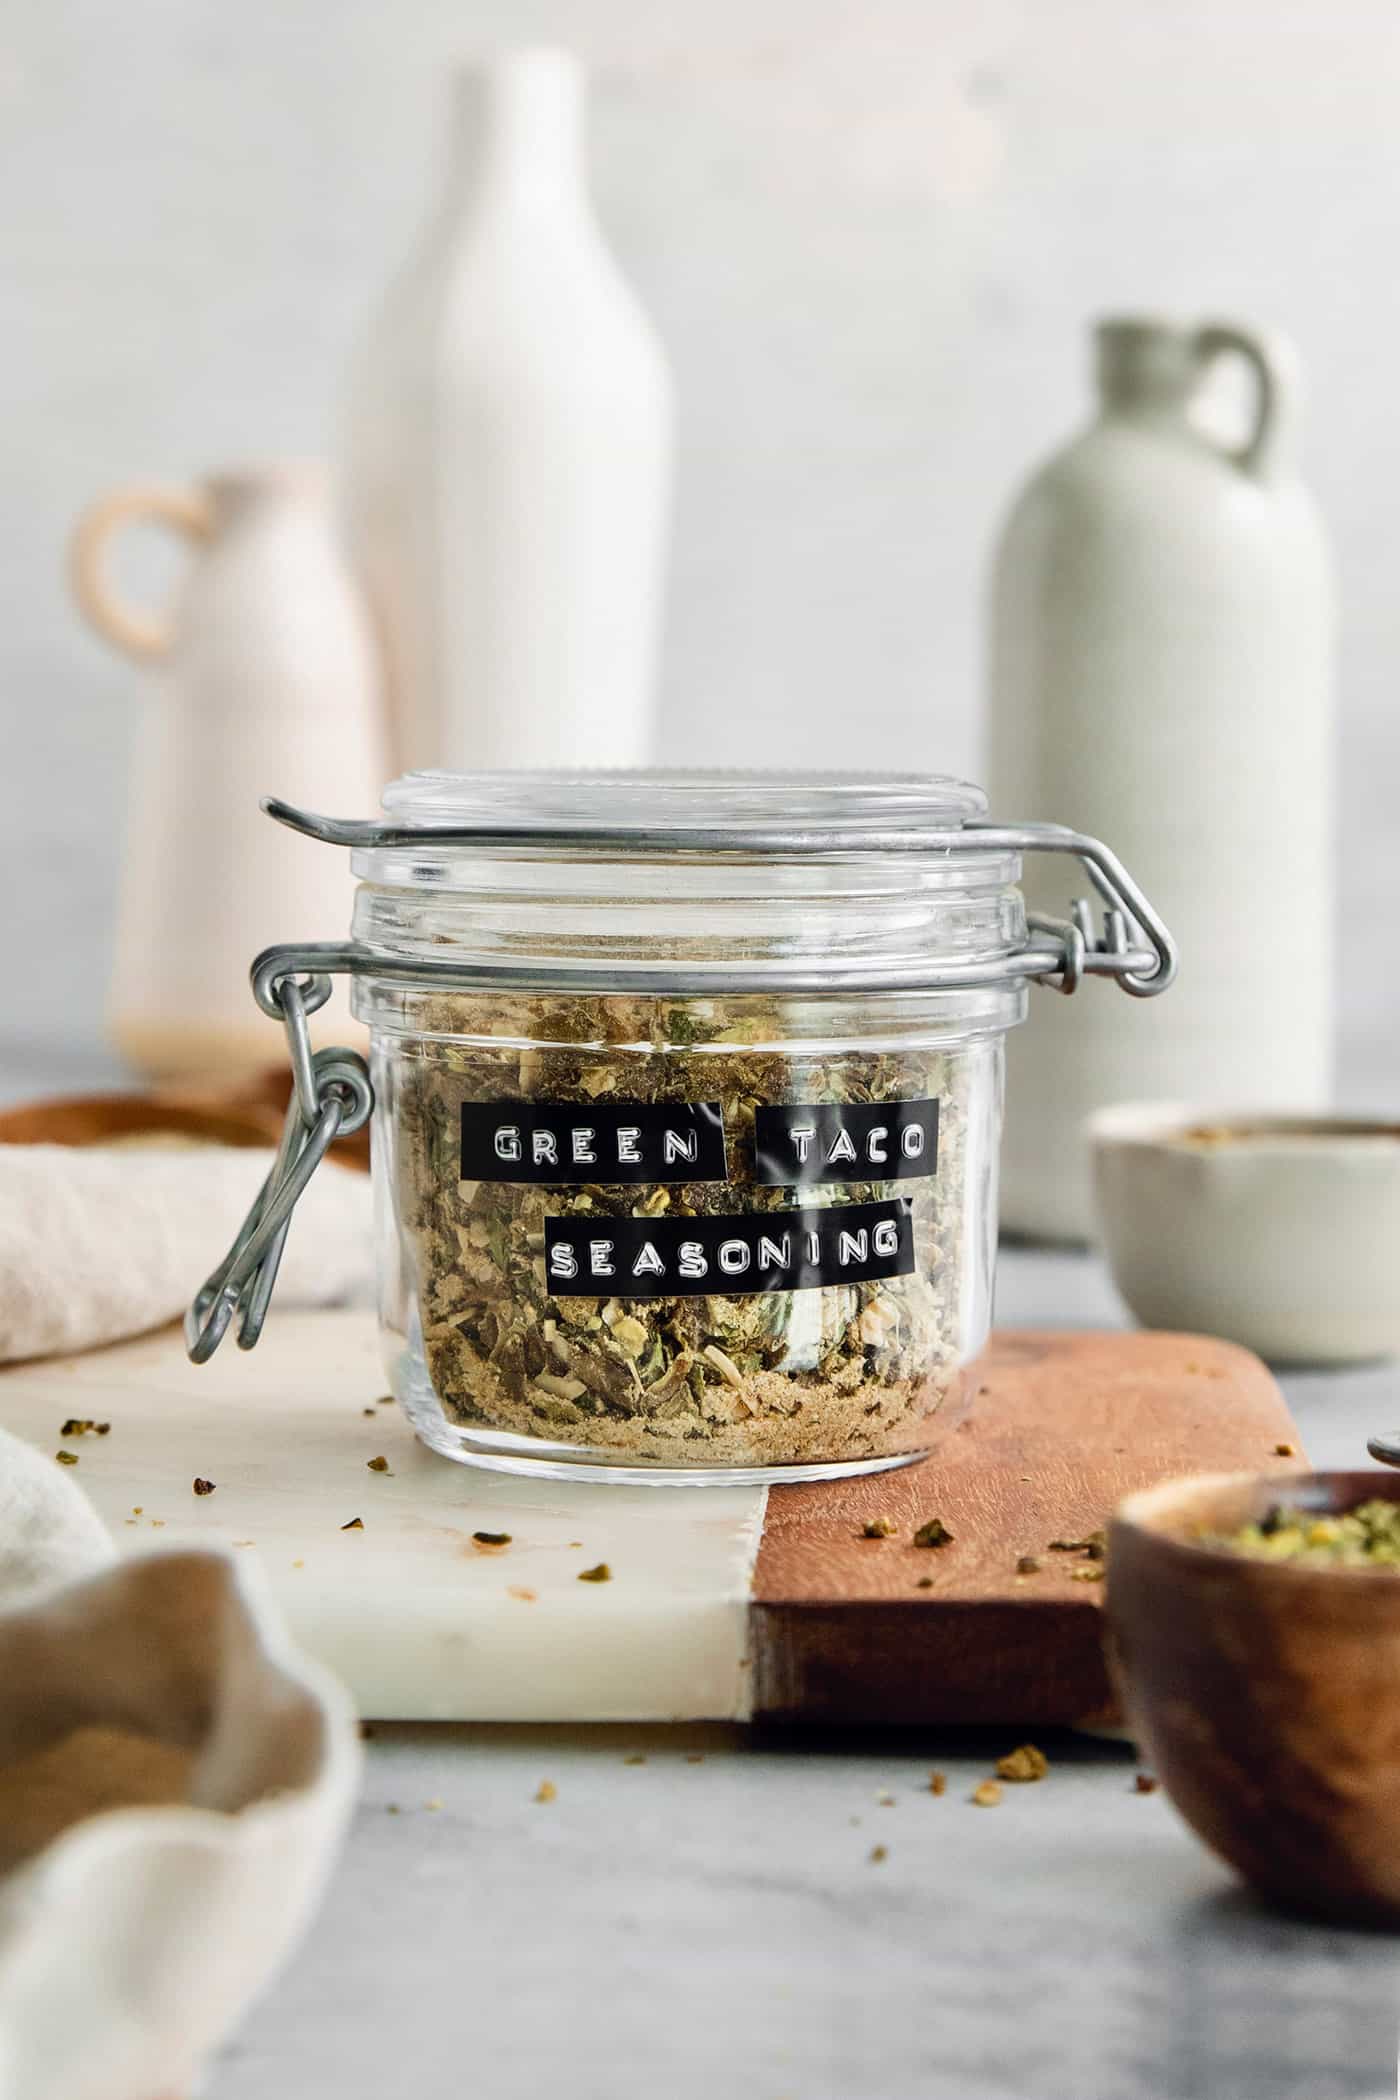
[367,1456,392,1474]
[913,1517,954,1549]
[471,1529,512,1549]
[861,1515,898,1539]
[1202,1500,1400,1567]
[396,990,970,1469]
[1048,1530,1107,1560]
[577,1562,612,1583]
[60,1418,109,1437]
[54,1450,79,1466]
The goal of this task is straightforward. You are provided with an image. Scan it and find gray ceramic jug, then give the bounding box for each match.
[987,317,1334,1240]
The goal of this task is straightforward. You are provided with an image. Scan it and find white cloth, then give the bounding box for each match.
[0,1144,373,1363]
[0,1423,359,2100]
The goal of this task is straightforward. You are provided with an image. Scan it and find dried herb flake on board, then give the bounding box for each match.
[342,1517,364,1531]
[913,1517,954,1549]
[367,1456,391,1474]
[395,992,972,1469]
[60,1418,109,1437]
[577,1562,612,1584]
[192,1477,216,1496]
[861,1515,898,1539]
[54,1451,78,1466]
[472,1530,512,1549]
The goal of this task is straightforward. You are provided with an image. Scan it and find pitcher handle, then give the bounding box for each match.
[69,484,214,661]
[1193,322,1296,480]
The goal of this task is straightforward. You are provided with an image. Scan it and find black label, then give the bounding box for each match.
[461,1099,727,1186]
[753,1098,939,1186]
[544,1197,914,1299]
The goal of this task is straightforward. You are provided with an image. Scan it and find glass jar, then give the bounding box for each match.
[188,770,1175,1485]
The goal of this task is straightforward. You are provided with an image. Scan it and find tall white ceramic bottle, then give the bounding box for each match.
[987,317,1334,1240]
[342,47,673,773]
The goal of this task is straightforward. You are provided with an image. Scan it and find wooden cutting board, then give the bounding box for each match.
[751,1330,1305,1729]
[0,1314,1301,1727]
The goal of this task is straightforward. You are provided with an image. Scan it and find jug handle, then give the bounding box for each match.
[69,485,214,661]
[1192,322,1295,479]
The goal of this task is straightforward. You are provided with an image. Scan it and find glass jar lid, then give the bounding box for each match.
[376,767,989,845]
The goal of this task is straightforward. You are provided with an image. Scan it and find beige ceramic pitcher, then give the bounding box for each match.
[72,467,387,1077]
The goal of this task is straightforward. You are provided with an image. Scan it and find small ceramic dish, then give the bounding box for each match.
[1109,1469,1400,1925]
[1089,1103,1400,1363]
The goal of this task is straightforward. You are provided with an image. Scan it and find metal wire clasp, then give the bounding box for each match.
[184,976,372,1363]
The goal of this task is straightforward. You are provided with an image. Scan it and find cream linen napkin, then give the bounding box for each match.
[0,1423,359,2100]
[0,1144,373,1363]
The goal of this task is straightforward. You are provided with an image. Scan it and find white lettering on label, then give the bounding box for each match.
[494,1126,521,1162]
[548,1242,578,1279]
[718,1239,751,1275]
[664,1128,699,1166]
[838,1228,869,1265]
[632,1241,664,1278]
[678,1240,708,1280]
[572,1128,597,1165]
[588,1238,615,1277]
[757,1233,791,1272]
[901,1125,925,1159]
[616,1126,641,1164]
[531,1130,558,1165]
[826,1130,857,1166]
[866,1125,888,1163]
[873,1218,900,1257]
[790,1125,815,1162]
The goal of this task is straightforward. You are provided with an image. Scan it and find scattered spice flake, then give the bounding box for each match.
[1134,1772,1160,1795]
[577,1562,612,1583]
[1275,1442,1296,1457]
[914,1576,934,1589]
[1016,1555,1041,1575]
[869,1845,888,1864]
[567,1540,584,1549]
[876,1791,896,1807]
[377,1392,395,1404]
[471,1530,512,1550]
[624,1753,647,1766]
[997,1744,1049,1784]
[362,1408,376,1418]
[341,1517,364,1531]
[1070,1564,1105,1583]
[861,1515,898,1539]
[424,1798,442,1812]
[232,1539,255,1547]
[534,1780,557,1804]
[507,1584,538,1603]
[1048,1530,1107,1560]
[929,1771,947,1796]
[913,1517,954,1549]
[971,1780,1002,1808]
[151,1519,165,1528]
[291,1557,303,1567]
[367,1456,391,1473]
[54,1451,78,1466]
[60,1418,109,1437]
[192,1477,216,1496]
[132,1506,143,1515]
[386,1803,400,1815]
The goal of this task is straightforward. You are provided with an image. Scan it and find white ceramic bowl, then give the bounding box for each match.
[1088,1103,1400,1364]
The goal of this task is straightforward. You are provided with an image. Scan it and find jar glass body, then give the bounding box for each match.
[350,785,1027,1483]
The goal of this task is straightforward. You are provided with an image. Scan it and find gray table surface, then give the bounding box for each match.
[199,1245,1399,2100]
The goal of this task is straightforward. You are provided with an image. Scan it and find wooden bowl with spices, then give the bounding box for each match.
[1109,1470,1400,1927]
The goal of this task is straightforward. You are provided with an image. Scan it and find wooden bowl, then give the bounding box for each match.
[0,1070,369,1172]
[1109,1471,1400,1926]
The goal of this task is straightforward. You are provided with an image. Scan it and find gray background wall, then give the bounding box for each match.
[3,0,1395,1089]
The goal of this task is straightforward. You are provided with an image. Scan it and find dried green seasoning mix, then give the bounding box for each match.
[394,991,970,1468]
[1202,1500,1400,1567]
